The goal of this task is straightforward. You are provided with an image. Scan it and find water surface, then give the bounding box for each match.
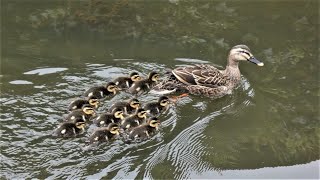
[1,0,319,179]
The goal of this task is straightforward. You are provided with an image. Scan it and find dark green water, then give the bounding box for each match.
[1,0,319,179]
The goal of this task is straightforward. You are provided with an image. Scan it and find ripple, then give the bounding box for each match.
[24,67,68,75]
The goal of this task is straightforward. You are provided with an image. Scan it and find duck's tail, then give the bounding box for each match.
[150,74,188,95]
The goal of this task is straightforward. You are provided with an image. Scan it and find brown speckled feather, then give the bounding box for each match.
[173,64,229,88]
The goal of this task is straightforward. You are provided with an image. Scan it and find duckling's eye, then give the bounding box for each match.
[132,75,140,80]
[115,111,123,116]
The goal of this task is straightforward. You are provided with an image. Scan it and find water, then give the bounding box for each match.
[1,0,319,179]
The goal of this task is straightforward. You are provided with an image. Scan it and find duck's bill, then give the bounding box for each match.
[248,57,264,66]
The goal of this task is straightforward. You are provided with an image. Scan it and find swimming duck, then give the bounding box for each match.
[88,123,120,144]
[121,108,147,130]
[152,45,264,98]
[84,82,119,99]
[128,117,161,140]
[68,96,99,111]
[54,119,86,137]
[108,98,140,115]
[113,72,142,89]
[65,104,96,122]
[93,108,124,127]
[143,96,170,116]
[128,71,160,95]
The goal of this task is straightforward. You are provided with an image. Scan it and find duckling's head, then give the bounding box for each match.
[108,123,120,135]
[147,117,161,128]
[106,82,119,94]
[88,96,99,108]
[130,72,142,82]
[136,108,147,119]
[112,108,125,120]
[129,98,140,109]
[158,96,170,107]
[75,119,86,129]
[229,44,264,66]
[82,105,96,116]
[148,71,160,82]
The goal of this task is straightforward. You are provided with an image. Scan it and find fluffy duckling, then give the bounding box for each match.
[88,123,120,144]
[128,117,161,140]
[108,98,140,115]
[65,105,96,122]
[84,82,119,99]
[93,108,124,127]
[68,96,99,111]
[128,71,160,94]
[121,108,147,130]
[113,72,142,89]
[143,96,170,116]
[54,119,86,137]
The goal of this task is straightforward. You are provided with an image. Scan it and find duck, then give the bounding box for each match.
[68,96,100,111]
[113,72,142,89]
[88,123,120,144]
[151,45,264,98]
[93,108,124,127]
[128,71,160,95]
[121,108,147,130]
[54,119,86,137]
[108,98,140,115]
[143,96,170,116]
[128,117,161,140]
[84,82,119,99]
[65,104,96,122]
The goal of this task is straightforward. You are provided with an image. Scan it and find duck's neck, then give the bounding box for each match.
[225,55,241,85]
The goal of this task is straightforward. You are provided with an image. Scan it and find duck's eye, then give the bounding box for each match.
[239,50,251,56]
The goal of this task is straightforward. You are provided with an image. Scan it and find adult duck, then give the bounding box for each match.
[151,45,264,98]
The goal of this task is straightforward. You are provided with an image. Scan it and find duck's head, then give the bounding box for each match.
[229,45,264,67]
[148,71,160,82]
[82,105,96,116]
[75,119,86,130]
[105,82,119,94]
[147,117,161,128]
[112,108,125,120]
[158,96,170,107]
[130,72,142,82]
[108,123,120,135]
[136,108,147,119]
[129,98,140,109]
[88,96,99,108]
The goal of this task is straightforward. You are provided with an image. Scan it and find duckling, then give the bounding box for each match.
[65,104,96,122]
[128,117,161,140]
[121,108,147,130]
[113,72,142,89]
[68,96,99,111]
[128,71,160,94]
[84,82,119,99]
[93,108,124,127]
[88,123,120,144]
[143,96,170,116]
[54,119,86,137]
[108,98,140,115]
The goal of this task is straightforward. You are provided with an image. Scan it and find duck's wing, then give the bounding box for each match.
[172,64,229,87]
[186,85,229,98]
